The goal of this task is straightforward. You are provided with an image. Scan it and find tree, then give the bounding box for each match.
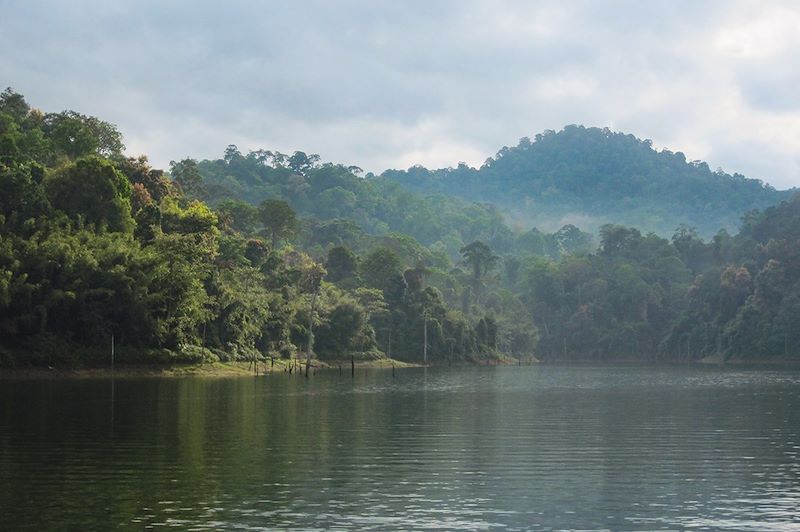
[361,247,403,292]
[114,155,173,204]
[460,240,498,280]
[301,260,326,373]
[169,158,205,199]
[553,224,593,255]
[258,198,298,249]
[0,87,30,122]
[326,246,359,285]
[216,199,259,234]
[46,156,134,232]
[403,262,430,293]
[315,297,370,357]
[288,151,320,174]
[0,162,50,230]
[43,111,124,159]
[599,225,641,256]
[0,134,21,166]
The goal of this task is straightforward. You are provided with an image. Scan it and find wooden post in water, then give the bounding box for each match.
[351,355,355,378]
[392,363,395,377]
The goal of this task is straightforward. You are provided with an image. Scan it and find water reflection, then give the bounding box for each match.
[1,366,799,530]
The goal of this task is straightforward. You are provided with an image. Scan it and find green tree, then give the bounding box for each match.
[169,158,205,199]
[259,198,298,249]
[0,87,30,122]
[361,247,403,292]
[46,156,134,232]
[288,151,320,174]
[43,111,124,159]
[326,246,359,285]
[460,240,498,280]
[216,199,259,234]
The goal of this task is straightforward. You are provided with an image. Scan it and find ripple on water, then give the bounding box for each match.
[1,365,799,530]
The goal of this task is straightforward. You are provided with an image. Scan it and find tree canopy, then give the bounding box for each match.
[1,88,798,368]
[382,125,792,237]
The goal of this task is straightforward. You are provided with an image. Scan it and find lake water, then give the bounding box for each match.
[1,365,799,530]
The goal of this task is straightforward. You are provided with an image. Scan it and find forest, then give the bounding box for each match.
[382,126,792,237]
[1,88,799,367]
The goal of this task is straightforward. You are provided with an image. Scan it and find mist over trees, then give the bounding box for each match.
[1,88,799,367]
[382,125,792,237]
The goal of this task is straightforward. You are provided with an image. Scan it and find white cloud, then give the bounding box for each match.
[1,0,799,187]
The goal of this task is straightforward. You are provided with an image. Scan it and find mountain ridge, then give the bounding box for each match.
[379,125,794,237]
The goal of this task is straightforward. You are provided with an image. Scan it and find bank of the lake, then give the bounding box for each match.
[0,357,423,379]
[0,340,526,379]
[6,350,798,380]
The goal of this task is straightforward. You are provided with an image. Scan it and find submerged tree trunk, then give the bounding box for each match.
[305,288,319,377]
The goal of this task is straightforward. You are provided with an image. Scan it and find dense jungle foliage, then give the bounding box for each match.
[1,89,798,366]
[382,125,792,237]
[0,90,533,367]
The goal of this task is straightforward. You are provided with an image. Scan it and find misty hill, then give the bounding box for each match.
[380,125,793,237]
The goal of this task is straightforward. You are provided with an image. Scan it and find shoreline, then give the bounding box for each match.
[0,358,420,379]
[3,356,797,380]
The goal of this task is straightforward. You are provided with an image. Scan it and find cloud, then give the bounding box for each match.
[1,0,799,187]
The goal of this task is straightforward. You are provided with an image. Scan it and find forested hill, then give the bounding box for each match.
[3,88,800,368]
[187,146,596,261]
[381,125,792,237]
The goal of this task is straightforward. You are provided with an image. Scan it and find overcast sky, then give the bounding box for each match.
[2,0,799,187]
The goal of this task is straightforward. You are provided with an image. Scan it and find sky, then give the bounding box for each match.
[2,0,799,188]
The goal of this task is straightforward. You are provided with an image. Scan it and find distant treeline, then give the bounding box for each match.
[1,88,798,366]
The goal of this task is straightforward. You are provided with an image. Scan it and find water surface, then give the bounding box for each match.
[1,365,799,530]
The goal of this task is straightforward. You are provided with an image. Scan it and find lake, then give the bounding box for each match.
[1,365,799,530]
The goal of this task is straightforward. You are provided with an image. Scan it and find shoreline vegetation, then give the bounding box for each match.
[0,354,533,379]
[2,89,800,372]
[3,354,799,380]
[0,358,415,379]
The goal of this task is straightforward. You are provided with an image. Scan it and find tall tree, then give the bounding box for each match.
[326,246,359,285]
[460,240,498,280]
[258,198,298,249]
